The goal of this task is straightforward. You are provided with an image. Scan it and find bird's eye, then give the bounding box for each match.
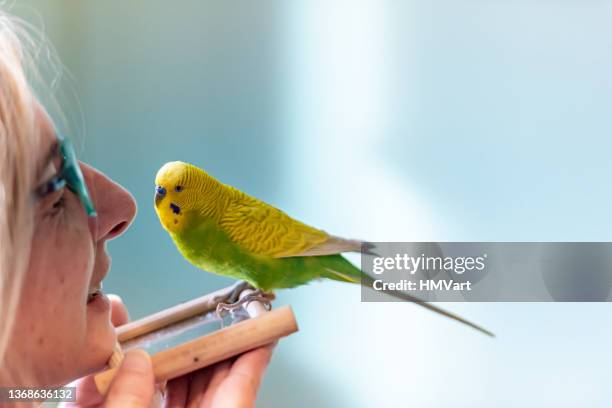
[175,185,183,192]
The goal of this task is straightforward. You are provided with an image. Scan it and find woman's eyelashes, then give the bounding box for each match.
[37,174,68,216]
[43,188,66,217]
[51,192,66,211]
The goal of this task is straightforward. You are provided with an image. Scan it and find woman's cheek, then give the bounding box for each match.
[52,210,95,306]
[18,208,97,384]
[58,209,117,375]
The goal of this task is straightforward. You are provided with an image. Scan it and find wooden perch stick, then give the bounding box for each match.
[115,285,240,343]
[94,287,298,396]
[106,286,244,370]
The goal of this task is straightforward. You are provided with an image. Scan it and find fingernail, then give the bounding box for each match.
[122,349,151,374]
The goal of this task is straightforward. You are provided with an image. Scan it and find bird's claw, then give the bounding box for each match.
[215,289,275,321]
[213,280,254,305]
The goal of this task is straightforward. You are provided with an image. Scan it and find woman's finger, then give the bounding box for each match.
[109,294,130,327]
[209,344,275,408]
[105,349,155,408]
[184,365,214,407]
[230,343,275,383]
[198,360,232,408]
[163,376,188,408]
[57,375,104,407]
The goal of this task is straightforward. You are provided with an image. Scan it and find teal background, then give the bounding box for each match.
[15,1,612,407]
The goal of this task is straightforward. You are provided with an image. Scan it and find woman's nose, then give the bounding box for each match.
[80,162,137,242]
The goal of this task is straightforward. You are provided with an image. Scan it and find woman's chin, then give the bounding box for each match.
[82,292,116,372]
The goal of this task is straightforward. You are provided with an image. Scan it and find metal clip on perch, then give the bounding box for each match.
[94,284,298,396]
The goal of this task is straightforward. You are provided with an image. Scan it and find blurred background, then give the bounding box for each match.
[13,1,612,406]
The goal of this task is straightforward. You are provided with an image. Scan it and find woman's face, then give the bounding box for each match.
[7,107,137,386]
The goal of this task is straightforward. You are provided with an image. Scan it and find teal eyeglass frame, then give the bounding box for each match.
[35,133,97,217]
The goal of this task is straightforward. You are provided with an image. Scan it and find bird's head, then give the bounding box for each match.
[154,161,219,233]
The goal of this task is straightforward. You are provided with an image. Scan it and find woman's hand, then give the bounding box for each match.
[162,342,275,408]
[60,295,275,408]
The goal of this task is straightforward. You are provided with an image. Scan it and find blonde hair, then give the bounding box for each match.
[0,7,66,387]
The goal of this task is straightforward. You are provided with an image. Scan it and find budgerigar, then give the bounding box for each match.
[154,161,492,336]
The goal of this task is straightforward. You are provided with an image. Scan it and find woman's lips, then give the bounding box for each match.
[87,288,102,303]
[87,252,110,303]
[87,290,110,312]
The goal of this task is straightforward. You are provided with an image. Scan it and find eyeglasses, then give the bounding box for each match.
[35,133,97,217]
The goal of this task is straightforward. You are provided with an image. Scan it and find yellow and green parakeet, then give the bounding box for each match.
[154,161,492,336]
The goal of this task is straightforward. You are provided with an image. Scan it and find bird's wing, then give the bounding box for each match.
[219,189,361,258]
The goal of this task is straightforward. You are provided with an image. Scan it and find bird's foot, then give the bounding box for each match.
[215,289,276,320]
[214,280,254,305]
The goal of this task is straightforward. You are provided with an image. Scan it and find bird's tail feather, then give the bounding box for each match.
[322,256,494,337]
[359,273,494,337]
